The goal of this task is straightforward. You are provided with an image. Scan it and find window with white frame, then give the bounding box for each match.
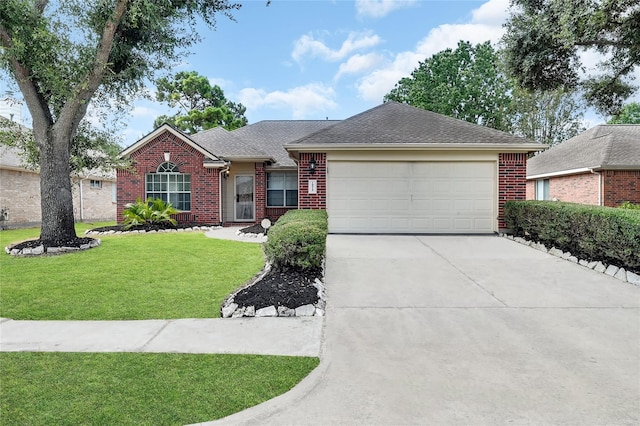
[267,171,298,207]
[90,180,102,189]
[536,179,550,200]
[146,162,191,211]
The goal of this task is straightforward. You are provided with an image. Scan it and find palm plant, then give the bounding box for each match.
[122,197,179,229]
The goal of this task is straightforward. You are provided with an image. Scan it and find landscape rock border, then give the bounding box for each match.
[220,263,327,318]
[501,233,640,287]
[5,238,102,256]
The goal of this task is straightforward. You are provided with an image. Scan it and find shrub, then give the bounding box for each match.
[619,201,640,210]
[263,210,328,270]
[504,201,640,273]
[122,197,179,230]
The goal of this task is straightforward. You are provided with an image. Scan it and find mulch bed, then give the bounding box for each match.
[8,236,97,251]
[233,267,322,310]
[239,223,268,235]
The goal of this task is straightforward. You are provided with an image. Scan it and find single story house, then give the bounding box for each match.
[526,125,640,207]
[0,145,117,229]
[118,102,542,234]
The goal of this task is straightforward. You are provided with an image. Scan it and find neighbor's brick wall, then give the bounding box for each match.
[298,153,327,210]
[549,173,600,205]
[498,153,527,230]
[117,130,220,224]
[1,168,115,228]
[602,170,640,207]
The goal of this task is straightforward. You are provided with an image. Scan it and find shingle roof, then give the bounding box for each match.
[288,102,538,146]
[527,125,640,177]
[190,126,273,161]
[229,120,339,167]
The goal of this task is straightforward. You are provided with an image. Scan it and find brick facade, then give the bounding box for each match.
[117,130,221,224]
[550,173,599,205]
[298,153,327,210]
[498,153,528,230]
[1,167,115,229]
[254,162,266,221]
[602,170,640,207]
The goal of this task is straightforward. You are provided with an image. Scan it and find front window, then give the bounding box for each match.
[90,180,102,189]
[267,172,298,207]
[146,162,191,211]
[536,179,550,201]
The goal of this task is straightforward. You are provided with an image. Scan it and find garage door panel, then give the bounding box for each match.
[328,161,495,234]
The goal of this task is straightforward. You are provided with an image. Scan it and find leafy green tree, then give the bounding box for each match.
[608,102,640,124]
[502,0,639,116]
[153,71,247,133]
[384,41,512,130]
[508,87,585,145]
[0,0,239,241]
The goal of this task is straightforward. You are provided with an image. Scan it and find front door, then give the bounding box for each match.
[235,175,255,221]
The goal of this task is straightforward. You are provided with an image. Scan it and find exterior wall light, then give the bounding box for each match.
[309,156,316,174]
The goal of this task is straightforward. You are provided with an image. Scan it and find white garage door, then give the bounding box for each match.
[327,161,496,234]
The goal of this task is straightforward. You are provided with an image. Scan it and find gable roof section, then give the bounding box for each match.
[527,125,640,178]
[119,124,223,162]
[231,120,340,167]
[190,126,274,163]
[286,102,542,151]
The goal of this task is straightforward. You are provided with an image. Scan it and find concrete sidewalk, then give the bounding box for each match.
[0,317,323,356]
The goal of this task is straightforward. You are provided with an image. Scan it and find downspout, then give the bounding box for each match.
[590,169,602,206]
[78,178,86,221]
[219,164,230,226]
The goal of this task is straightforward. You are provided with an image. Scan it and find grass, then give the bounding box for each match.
[0,222,265,319]
[1,352,320,425]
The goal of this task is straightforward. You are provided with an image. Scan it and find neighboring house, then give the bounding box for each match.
[118,102,542,234]
[527,125,640,207]
[0,145,117,229]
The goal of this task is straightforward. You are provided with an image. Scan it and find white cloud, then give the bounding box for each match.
[292,31,381,63]
[335,53,385,80]
[356,0,510,102]
[355,0,419,18]
[238,83,337,119]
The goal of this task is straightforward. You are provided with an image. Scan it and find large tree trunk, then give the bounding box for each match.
[38,130,77,241]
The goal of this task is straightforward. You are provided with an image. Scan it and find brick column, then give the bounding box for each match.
[298,153,326,210]
[255,162,266,221]
[498,153,527,230]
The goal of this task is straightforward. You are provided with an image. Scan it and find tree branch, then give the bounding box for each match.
[56,0,130,139]
[0,24,53,141]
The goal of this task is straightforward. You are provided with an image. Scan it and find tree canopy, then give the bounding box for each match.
[607,102,640,124]
[384,40,585,144]
[501,0,640,116]
[0,0,239,241]
[154,71,247,133]
[384,41,512,130]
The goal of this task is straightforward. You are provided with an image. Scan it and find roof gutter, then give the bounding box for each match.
[527,167,599,180]
[285,143,544,153]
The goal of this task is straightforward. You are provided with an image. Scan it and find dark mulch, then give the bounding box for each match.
[88,223,213,233]
[9,236,96,251]
[233,267,322,310]
[239,223,268,235]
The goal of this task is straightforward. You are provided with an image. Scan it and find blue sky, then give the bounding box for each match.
[123,0,518,144]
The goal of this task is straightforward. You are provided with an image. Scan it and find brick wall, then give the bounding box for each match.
[255,162,266,221]
[298,153,327,210]
[498,153,527,230]
[549,173,600,205]
[525,180,535,200]
[602,169,640,207]
[117,130,221,224]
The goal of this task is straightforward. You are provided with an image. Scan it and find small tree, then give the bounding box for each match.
[608,103,640,124]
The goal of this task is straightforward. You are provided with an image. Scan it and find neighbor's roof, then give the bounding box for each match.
[286,102,542,151]
[0,145,27,170]
[527,125,640,178]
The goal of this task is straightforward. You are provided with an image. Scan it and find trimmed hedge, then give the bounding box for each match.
[504,201,640,273]
[263,210,328,270]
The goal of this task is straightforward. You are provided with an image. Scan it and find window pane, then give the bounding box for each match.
[267,190,284,207]
[267,173,284,190]
[285,190,298,207]
[285,173,297,190]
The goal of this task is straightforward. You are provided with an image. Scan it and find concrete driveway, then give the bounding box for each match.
[213,235,640,425]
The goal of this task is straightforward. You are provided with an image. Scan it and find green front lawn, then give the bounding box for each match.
[0,223,264,320]
[1,352,319,425]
